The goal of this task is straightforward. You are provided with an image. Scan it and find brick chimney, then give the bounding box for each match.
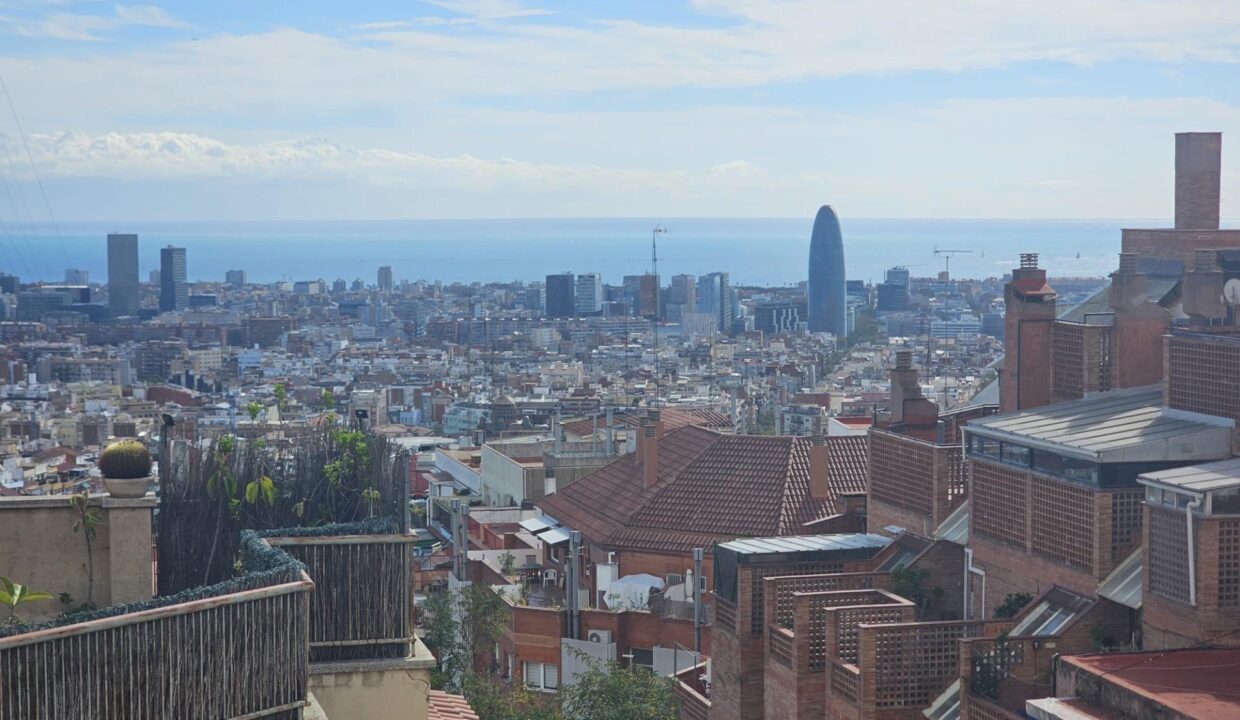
[809,436,829,499]
[1000,253,1056,412]
[889,350,938,432]
[1175,132,1222,231]
[642,421,659,488]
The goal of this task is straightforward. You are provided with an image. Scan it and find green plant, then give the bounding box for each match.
[274,383,287,412]
[499,551,516,577]
[97,440,151,479]
[0,577,53,625]
[994,592,1034,620]
[69,492,104,607]
[322,388,335,410]
[891,566,945,618]
[559,652,679,720]
[247,401,262,422]
[1089,623,1118,652]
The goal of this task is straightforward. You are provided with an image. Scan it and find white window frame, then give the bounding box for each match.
[523,661,559,692]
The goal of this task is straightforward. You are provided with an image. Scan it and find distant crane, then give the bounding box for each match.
[933,246,975,280]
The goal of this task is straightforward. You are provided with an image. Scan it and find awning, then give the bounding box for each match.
[1097,548,1142,610]
[933,501,969,545]
[519,516,557,534]
[539,527,572,546]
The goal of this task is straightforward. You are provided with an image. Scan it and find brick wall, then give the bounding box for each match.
[867,429,967,536]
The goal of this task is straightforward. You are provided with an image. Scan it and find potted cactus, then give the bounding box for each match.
[98,440,153,498]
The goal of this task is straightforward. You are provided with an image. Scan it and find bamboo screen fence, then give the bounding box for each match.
[0,534,313,720]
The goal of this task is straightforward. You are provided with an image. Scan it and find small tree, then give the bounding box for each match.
[246,401,262,422]
[499,551,516,577]
[69,492,104,608]
[274,383,288,412]
[322,388,335,410]
[559,655,679,720]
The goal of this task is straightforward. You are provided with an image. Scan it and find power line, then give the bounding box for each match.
[0,70,69,272]
[0,134,44,280]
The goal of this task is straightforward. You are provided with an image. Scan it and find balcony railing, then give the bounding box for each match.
[673,662,711,720]
[0,533,313,720]
[858,619,1014,713]
[265,525,415,662]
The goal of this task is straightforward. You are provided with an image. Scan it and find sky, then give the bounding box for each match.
[1,0,1240,220]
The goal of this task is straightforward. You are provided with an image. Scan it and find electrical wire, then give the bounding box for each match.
[0,70,70,271]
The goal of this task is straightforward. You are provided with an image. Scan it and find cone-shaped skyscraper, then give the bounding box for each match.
[807,205,846,338]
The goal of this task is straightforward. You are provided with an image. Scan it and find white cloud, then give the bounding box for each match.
[0,3,186,39]
[114,5,189,28]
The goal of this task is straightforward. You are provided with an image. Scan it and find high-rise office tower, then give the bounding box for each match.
[64,269,89,285]
[378,266,394,291]
[667,274,697,322]
[160,245,188,312]
[226,269,247,288]
[575,273,603,316]
[545,272,576,318]
[807,205,847,338]
[107,233,140,316]
[884,266,910,290]
[698,272,732,333]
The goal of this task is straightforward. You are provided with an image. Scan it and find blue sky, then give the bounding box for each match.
[1,0,1240,220]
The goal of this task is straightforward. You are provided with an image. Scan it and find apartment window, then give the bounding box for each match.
[630,647,654,672]
[523,661,558,691]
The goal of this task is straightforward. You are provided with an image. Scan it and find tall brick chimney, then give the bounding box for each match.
[1175,132,1222,231]
[808,436,829,499]
[889,349,938,432]
[642,422,659,488]
[1000,253,1057,413]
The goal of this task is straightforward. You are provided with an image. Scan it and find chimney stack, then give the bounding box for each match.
[642,421,659,488]
[1000,252,1057,412]
[1175,132,1222,231]
[808,436,830,499]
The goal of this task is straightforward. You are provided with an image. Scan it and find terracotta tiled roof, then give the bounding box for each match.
[826,435,868,496]
[428,690,480,720]
[538,426,862,553]
[562,407,732,439]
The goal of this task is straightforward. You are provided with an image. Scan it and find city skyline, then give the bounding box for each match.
[1,2,1240,220]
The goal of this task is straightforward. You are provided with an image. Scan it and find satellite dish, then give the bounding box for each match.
[1225,278,1240,307]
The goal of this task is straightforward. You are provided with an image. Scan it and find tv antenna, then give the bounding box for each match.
[651,225,667,403]
[933,246,974,280]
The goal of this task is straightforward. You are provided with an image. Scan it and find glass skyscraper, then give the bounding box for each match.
[807,205,846,338]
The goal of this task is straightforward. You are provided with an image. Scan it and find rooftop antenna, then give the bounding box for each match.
[651,225,667,404]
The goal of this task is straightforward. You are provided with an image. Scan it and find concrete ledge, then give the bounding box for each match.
[310,639,437,676]
[0,493,156,510]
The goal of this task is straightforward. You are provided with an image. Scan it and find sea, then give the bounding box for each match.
[0,218,1197,286]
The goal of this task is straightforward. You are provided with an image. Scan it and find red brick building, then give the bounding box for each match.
[964,386,1233,617]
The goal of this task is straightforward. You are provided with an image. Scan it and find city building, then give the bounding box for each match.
[64,268,89,285]
[226,269,247,288]
[807,205,847,338]
[575,273,603,317]
[107,232,140,316]
[698,272,732,335]
[754,303,799,335]
[159,245,188,313]
[874,282,909,312]
[545,272,576,319]
[378,265,394,291]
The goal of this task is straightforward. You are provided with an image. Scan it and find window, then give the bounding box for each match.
[1032,450,1097,484]
[970,435,1001,459]
[1000,442,1031,467]
[523,661,558,691]
[630,647,654,672]
[1213,488,1240,515]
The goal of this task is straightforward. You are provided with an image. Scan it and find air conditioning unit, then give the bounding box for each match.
[587,630,612,644]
